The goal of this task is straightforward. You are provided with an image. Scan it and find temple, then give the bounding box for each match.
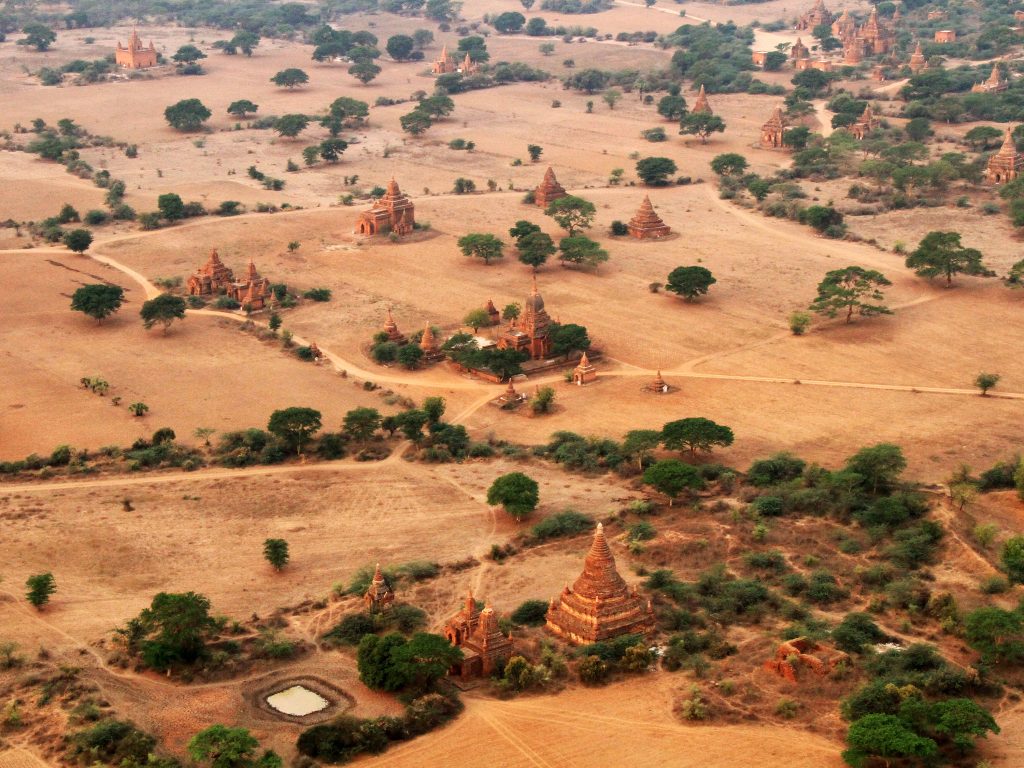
[796,0,832,31]
[934,30,956,43]
[545,523,656,645]
[831,7,895,61]
[419,323,444,362]
[432,45,479,76]
[533,167,567,208]
[760,107,787,149]
[115,27,158,69]
[444,590,514,678]
[363,563,395,612]
[497,277,552,360]
[985,128,1023,184]
[485,299,500,326]
[627,195,672,239]
[972,64,1008,94]
[186,251,271,311]
[790,38,810,61]
[692,84,712,115]
[382,307,408,344]
[571,351,597,386]
[909,42,927,74]
[850,105,877,140]
[355,178,415,236]
[645,370,669,394]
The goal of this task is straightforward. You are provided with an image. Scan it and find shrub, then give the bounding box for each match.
[324,613,376,645]
[511,600,549,626]
[832,613,889,653]
[531,509,594,541]
[751,495,784,517]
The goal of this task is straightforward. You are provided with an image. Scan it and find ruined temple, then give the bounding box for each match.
[444,590,513,678]
[497,277,552,360]
[857,8,894,55]
[790,38,810,61]
[760,107,787,149]
[571,351,597,386]
[485,299,500,326]
[972,64,1008,94]
[419,323,444,362]
[355,178,415,236]
[382,307,407,344]
[986,128,1023,184]
[831,9,856,42]
[909,42,927,74]
[764,637,849,683]
[363,563,395,611]
[545,523,656,645]
[692,84,712,115]
[115,27,158,69]
[533,167,567,208]
[850,104,878,140]
[796,0,832,31]
[627,196,672,240]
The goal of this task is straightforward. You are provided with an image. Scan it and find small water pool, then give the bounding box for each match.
[265,685,330,717]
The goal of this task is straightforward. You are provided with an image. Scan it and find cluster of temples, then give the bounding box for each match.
[431,44,479,76]
[972,64,1008,94]
[115,27,158,69]
[986,128,1023,184]
[355,178,415,236]
[186,250,272,311]
[444,591,515,679]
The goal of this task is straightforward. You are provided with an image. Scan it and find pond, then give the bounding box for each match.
[265,685,330,717]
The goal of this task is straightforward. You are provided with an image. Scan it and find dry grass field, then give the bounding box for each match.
[1,0,1023,765]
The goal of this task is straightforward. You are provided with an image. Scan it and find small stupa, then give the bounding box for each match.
[383,307,407,344]
[364,563,395,611]
[692,84,712,115]
[627,196,672,239]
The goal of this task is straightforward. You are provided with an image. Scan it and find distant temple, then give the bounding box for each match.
[790,37,810,61]
[796,0,833,31]
[115,27,158,69]
[934,30,956,43]
[419,323,444,362]
[972,64,1008,94]
[909,42,927,74]
[382,307,408,344]
[627,196,671,239]
[186,250,271,311]
[533,167,567,208]
[497,277,552,360]
[363,563,395,611]
[645,370,669,394]
[760,106,787,149]
[692,84,712,115]
[850,104,878,140]
[545,523,656,645]
[355,178,415,236]
[831,7,895,62]
[444,590,514,678]
[571,351,597,386]
[986,128,1023,184]
[432,44,479,76]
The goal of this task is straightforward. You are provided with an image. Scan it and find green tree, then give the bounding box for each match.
[267,407,322,455]
[964,126,1002,151]
[458,233,504,264]
[502,303,521,323]
[19,24,56,51]
[140,294,187,333]
[275,114,309,138]
[842,714,938,768]
[400,109,433,135]
[422,396,446,424]
[550,323,590,358]
[808,266,892,323]
[227,100,259,119]
[464,308,491,333]
[545,195,596,236]
[349,60,381,84]
[964,606,1024,663]
[63,228,92,253]
[710,153,747,176]
[172,44,207,65]
[680,112,725,144]
[906,231,993,287]
[164,99,212,131]
[357,632,461,694]
[602,88,622,110]
[25,573,56,609]
[70,284,124,323]
[128,402,149,417]
[558,236,608,268]
[657,94,687,121]
[642,460,703,505]
[418,94,455,119]
[133,592,217,668]
[188,725,281,768]
[263,539,290,571]
[397,344,423,369]
[1003,535,1024,584]
[623,429,662,471]
[665,266,716,301]
[231,31,260,57]
[509,220,541,242]
[271,68,309,88]
[386,34,415,60]
[635,157,677,186]
[157,193,186,221]
[844,443,905,495]
[517,231,556,270]
[319,138,348,162]
[494,11,526,33]
[343,407,382,442]
[487,472,540,519]
[662,417,734,455]
[527,144,543,162]
[396,409,428,441]
[763,50,787,71]
[975,372,1000,396]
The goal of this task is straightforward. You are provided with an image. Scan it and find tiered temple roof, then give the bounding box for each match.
[572,351,597,385]
[760,107,787,148]
[420,322,443,360]
[909,41,927,73]
[627,196,671,239]
[533,167,567,208]
[851,105,877,140]
[646,370,669,393]
[115,27,158,69]
[791,38,810,60]
[986,127,1023,184]
[355,178,415,236]
[972,64,1008,94]
[796,0,833,31]
[363,563,395,611]
[545,523,656,644]
[383,307,407,344]
[444,592,513,678]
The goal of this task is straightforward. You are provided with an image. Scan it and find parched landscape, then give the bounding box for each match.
[1,0,1023,767]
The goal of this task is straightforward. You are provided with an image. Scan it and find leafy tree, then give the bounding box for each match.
[397,344,423,369]
[906,231,993,287]
[665,266,716,301]
[517,231,555,270]
[662,417,734,455]
[809,266,892,323]
[494,11,526,33]
[487,472,540,519]
[550,323,590,358]
[57,224,91,252]
[623,429,662,471]
[396,409,428,441]
[271,68,309,89]
[545,195,596,236]
[131,592,218,669]
[422,396,446,424]
[231,31,260,57]
[680,112,725,144]
[457,35,489,63]
[71,284,124,323]
[140,294,186,333]
[164,99,212,131]
[343,407,382,442]
[400,109,433,135]
[509,220,541,241]
[327,96,370,124]
[842,714,938,768]
[964,606,1023,663]
[558,236,608,268]
[1003,535,1024,584]
[783,126,811,150]
[602,88,622,110]
[502,303,521,323]
[188,725,281,768]
[26,573,56,609]
[844,443,905,495]
[20,24,56,51]
[635,157,677,186]
[710,153,747,176]
[657,94,687,121]
[975,372,1000,396]
[458,233,504,264]
[157,193,186,221]
[357,632,461,694]
[531,386,555,414]
[349,60,381,84]
[227,100,259,119]
[792,67,832,97]
[172,45,207,65]
[763,51,787,71]
[464,308,491,333]
[263,539,289,571]
[319,138,348,162]
[386,34,415,60]
[642,460,703,505]
[418,94,455,119]
[267,407,322,455]
[964,126,1002,151]
[128,402,149,417]
[275,114,309,138]
[527,144,543,162]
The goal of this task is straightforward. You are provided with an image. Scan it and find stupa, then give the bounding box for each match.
[383,307,407,344]
[545,523,656,644]
[972,64,1008,94]
[909,42,926,74]
[850,105,877,140]
[419,323,444,361]
[533,167,567,208]
[645,370,669,393]
[363,563,395,611]
[986,128,1023,184]
[355,178,415,236]
[692,84,712,115]
[627,196,671,239]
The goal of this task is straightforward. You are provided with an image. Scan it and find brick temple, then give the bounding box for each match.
[796,0,832,31]
[545,523,655,645]
[115,28,158,69]
[186,251,271,311]
[692,84,712,115]
[533,167,567,208]
[355,178,415,236]
[850,105,877,140]
[986,128,1023,184]
[363,563,395,611]
[431,44,479,76]
[627,196,671,239]
[760,107,787,149]
[972,64,1008,94]
[909,42,927,74]
[382,307,407,344]
[444,590,513,678]
[497,277,552,360]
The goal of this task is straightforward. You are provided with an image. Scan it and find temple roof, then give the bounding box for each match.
[571,523,629,600]
[525,275,545,313]
[693,83,711,113]
[763,106,786,129]
[420,322,438,351]
[995,127,1021,162]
